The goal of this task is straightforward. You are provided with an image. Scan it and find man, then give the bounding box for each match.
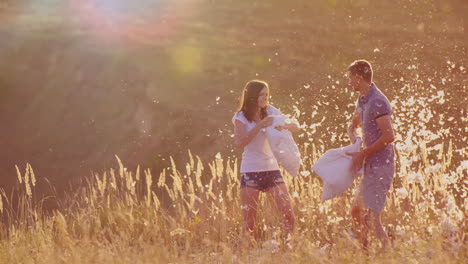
[346,60,395,250]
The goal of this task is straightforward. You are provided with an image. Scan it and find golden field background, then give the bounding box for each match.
[1,142,466,263]
[0,0,466,193]
[0,0,466,262]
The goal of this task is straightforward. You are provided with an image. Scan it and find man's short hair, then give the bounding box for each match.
[348,60,373,83]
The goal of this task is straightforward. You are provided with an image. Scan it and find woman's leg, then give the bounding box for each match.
[267,184,295,240]
[240,187,261,235]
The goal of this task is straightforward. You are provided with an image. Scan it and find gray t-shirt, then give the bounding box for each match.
[357,83,395,166]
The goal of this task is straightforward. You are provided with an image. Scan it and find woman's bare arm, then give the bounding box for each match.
[233,117,273,149]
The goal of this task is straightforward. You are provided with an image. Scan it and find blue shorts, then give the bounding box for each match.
[240,170,285,191]
[361,162,394,213]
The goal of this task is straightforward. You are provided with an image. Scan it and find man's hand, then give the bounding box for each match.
[348,111,361,144]
[346,151,366,177]
[348,130,357,144]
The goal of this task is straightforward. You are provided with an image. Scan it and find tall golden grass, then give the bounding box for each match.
[0,139,466,263]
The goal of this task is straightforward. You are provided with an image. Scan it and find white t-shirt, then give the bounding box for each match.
[232,105,281,173]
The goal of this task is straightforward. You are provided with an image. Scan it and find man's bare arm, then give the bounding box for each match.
[361,115,395,156]
[347,115,395,174]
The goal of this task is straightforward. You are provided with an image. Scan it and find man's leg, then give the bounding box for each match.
[370,210,390,249]
[366,163,394,250]
[351,205,370,250]
[350,185,370,250]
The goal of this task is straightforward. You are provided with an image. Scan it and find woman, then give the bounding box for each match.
[232,80,299,243]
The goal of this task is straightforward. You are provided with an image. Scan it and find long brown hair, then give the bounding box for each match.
[237,80,269,122]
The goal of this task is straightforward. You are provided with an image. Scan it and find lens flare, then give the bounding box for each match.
[68,0,199,45]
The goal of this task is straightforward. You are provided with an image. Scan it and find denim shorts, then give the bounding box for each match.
[361,162,395,213]
[240,170,285,191]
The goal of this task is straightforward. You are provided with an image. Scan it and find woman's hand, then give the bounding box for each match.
[275,125,286,130]
[257,116,274,128]
[275,123,300,133]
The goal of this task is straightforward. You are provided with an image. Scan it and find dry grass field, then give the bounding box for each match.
[1,138,466,263]
[0,0,466,263]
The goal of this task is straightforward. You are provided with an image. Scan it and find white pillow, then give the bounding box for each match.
[266,115,301,177]
[312,138,363,200]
